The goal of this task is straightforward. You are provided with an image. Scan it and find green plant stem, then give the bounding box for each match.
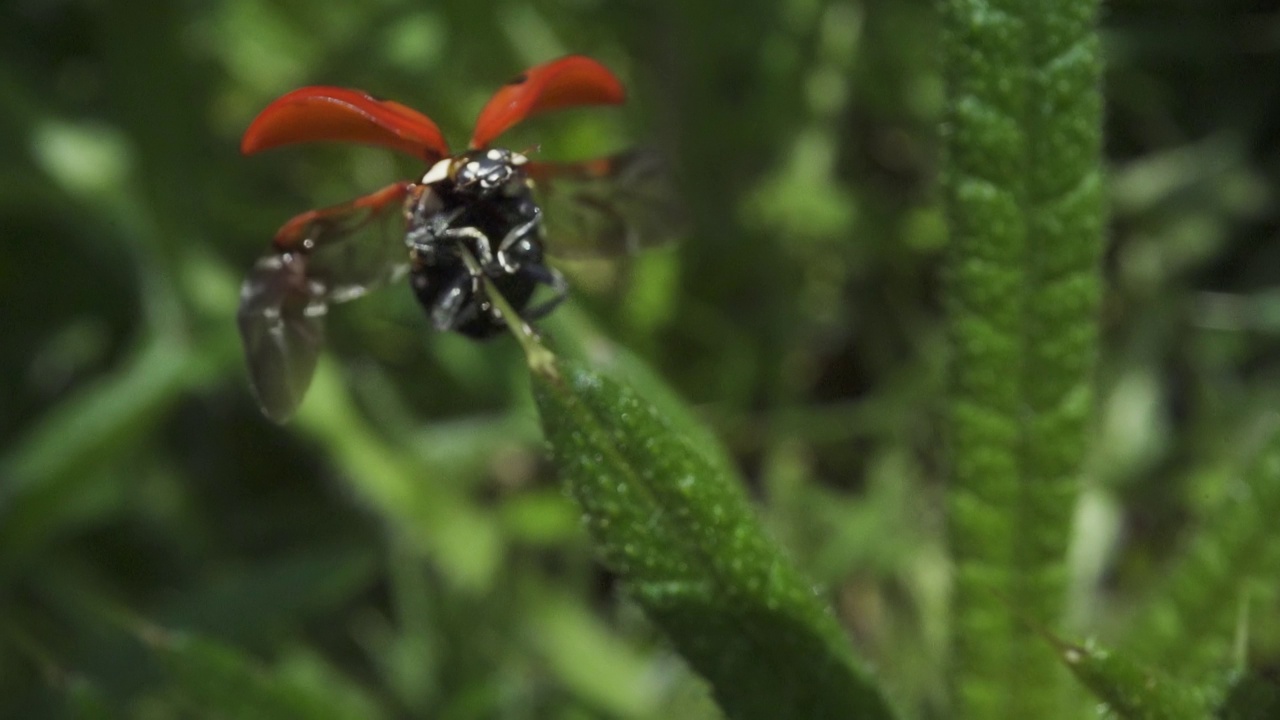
[940,0,1106,715]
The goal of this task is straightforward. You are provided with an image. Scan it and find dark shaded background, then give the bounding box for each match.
[2,0,1278,717]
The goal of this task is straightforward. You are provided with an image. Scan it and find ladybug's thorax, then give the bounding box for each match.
[421,148,530,198]
[405,147,544,340]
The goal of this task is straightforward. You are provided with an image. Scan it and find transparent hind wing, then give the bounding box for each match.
[237,252,327,422]
[528,149,684,259]
[237,182,424,421]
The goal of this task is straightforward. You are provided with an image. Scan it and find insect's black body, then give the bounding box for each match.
[404,148,565,339]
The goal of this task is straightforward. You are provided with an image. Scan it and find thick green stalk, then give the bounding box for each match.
[940,0,1105,715]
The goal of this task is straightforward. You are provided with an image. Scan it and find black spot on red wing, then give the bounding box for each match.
[507,73,528,85]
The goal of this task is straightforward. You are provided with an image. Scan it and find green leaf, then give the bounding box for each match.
[544,304,736,479]
[531,355,895,720]
[940,0,1107,714]
[1048,634,1213,720]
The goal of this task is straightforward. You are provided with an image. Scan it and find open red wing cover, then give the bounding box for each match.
[469,56,626,149]
[241,87,450,161]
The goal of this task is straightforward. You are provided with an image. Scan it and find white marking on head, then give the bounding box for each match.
[487,149,504,161]
[421,158,451,185]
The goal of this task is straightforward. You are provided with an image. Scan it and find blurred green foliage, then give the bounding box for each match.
[2,0,1280,717]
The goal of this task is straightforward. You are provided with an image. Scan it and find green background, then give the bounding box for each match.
[2,0,1277,717]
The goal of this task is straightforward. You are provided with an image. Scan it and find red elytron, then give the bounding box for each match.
[238,56,675,422]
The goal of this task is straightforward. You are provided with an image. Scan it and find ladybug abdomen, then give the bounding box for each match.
[409,259,539,339]
[407,180,545,339]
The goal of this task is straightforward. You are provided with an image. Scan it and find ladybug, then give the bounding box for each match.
[238,56,676,421]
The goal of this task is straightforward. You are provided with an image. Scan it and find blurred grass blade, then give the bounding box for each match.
[1219,670,1280,720]
[142,625,387,720]
[63,677,116,720]
[156,547,379,642]
[293,360,502,592]
[531,354,895,720]
[525,589,662,717]
[1047,633,1213,720]
[0,337,227,557]
[12,626,117,720]
[1122,419,1280,677]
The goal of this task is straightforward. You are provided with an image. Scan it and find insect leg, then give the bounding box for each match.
[436,226,498,269]
[428,271,479,332]
[494,213,542,273]
[519,263,568,321]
